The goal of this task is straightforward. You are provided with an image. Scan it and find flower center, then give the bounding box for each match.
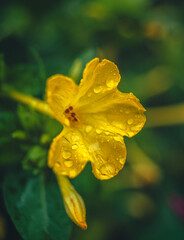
[64,106,78,123]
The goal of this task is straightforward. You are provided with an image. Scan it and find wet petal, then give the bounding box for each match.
[48,128,90,178]
[46,74,78,124]
[79,90,146,138]
[75,58,121,107]
[79,126,127,180]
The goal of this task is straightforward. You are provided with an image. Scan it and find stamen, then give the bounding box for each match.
[64,106,78,123]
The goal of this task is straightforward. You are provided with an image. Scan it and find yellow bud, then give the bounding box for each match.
[56,174,87,230]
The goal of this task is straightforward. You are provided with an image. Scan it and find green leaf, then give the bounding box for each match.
[141,203,184,240]
[0,54,6,82]
[3,170,72,240]
[17,105,42,131]
[7,64,44,95]
[17,104,61,138]
[23,146,47,173]
[0,110,22,165]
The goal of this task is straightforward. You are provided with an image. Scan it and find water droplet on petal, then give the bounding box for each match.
[62,151,72,159]
[113,136,120,141]
[100,163,116,177]
[119,158,125,164]
[72,144,78,150]
[127,119,133,125]
[94,86,103,93]
[72,135,80,141]
[131,124,141,132]
[96,129,102,134]
[85,125,92,133]
[64,160,73,167]
[55,162,61,168]
[105,131,110,135]
[106,79,115,88]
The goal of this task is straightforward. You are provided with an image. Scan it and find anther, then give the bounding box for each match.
[69,106,73,110]
[71,112,76,117]
[65,109,69,114]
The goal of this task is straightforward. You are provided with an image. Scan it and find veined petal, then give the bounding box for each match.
[79,126,127,180]
[46,74,78,124]
[79,90,146,138]
[74,58,121,107]
[48,128,90,178]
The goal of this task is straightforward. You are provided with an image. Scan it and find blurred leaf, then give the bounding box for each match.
[41,115,62,139]
[141,204,184,240]
[7,64,44,95]
[12,130,27,140]
[0,109,22,165]
[23,146,47,174]
[3,170,72,240]
[0,54,5,83]
[17,104,61,139]
[17,105,42,131]
[97,0,151,16]
[1,4,31,39]
[0,111,16,144]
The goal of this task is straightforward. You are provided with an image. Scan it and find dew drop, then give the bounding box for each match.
[72,144,78,150]
[125,109,130,114]
[106,79,115,88]
[85,125,92,133]
[96,129,102,134]
[119,158,125,164]
[64,160,73,167]
[62,151,72,159]
[131,124,141,132]
[105,131,110,135]
[100,163,116,177]
[55,162,61,168]
[72,135,80,141]
[94,86,103,93]
[127,119,133,125]
[113,136,120,141]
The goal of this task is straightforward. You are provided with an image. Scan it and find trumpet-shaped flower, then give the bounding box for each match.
[47,58,146,180]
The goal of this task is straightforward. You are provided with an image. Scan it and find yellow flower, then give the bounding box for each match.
[47,58,146,180]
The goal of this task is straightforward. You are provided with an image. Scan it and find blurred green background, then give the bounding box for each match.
[0,0,184,239]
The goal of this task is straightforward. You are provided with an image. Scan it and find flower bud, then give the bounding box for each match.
[56,174,87,230]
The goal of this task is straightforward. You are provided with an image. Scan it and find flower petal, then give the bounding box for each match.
[79,126,127,180]
[79,90,146,138]
[48,128,90,178]
[46,74,78,124]
[75,58,121,107]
